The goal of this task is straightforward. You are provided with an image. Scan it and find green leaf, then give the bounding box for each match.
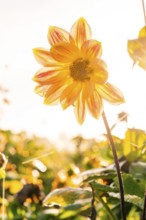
[130,162,146,179]
[43,187,92,207]
[59,203,91,218]
[109,193,144,209]
[82,172,116,183]
[92,181,118,194]
[81,167,116,180]
[114,173,145,197]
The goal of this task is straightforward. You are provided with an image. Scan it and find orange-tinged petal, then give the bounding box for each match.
[60,82,82,109]
[74,92,86,125]
[92,59,108,84]
[134,47,146,70]
[128,38,146,70]
[33,67,62,83]
[34,84,50,96]
[97,82,125,105]
[32,48,58,66]
[33,68,70,85]
[44,82,66,105]
[138,26,146,38]
[70,17,92,48]
[87,91,103,119]
[82,80,95,100]
[50,42,79,63]
[128,39,142,61]
[48,26,74,46]
[81,40,102,59]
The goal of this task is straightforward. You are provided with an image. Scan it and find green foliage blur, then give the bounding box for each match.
[0,125,146,219]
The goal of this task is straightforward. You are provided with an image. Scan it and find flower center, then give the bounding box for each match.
[70,58,93,81]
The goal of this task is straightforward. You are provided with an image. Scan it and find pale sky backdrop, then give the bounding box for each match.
[0,0,146,146]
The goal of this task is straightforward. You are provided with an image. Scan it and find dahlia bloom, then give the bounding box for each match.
[33,17,124,124]
[128,26,146,70]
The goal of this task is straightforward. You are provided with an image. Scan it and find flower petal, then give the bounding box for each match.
[138,26,146,38]
[33,67,70,85]
[60,82,82,109]
[32,48,58,66]
[50,42,79,63]
[33,67,62,83]
[97,82,125,105]
[87,90,103,119]
[48,26,74,46]
[81,40,102,59]
[70,17,92,48]
[34,84,50,96]
[134,47,146,70]
[128,38,146,70]
[74,92,86,124]
[82,80,95,100]
[128,39,142,61]
[44,82,66,105]
[92,59,108,84]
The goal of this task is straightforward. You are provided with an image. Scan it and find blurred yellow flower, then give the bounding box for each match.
[33,17,124,124]
[128,26,146,70]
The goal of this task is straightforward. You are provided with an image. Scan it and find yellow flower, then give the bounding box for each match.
[128,26,146,70]
[33,17,124,124]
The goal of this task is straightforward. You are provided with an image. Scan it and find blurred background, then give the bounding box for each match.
[0,0,146,146]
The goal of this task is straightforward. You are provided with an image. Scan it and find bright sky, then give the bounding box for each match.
[0,0,146,145]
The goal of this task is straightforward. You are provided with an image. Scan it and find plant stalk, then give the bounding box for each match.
[2,177,5,220]
[142,0,146,26]
[142,190,146,220]
[102,111,126,220]
[89,183,97,220]
[96,195,117,220]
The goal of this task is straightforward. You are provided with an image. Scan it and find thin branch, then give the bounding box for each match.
[96,195,117,220]
[89,183,97,220]
[22,151,54,164]
[102,111,126,220]
[142,0,146,26]
[2,177,5,220]
[142,190,146,220]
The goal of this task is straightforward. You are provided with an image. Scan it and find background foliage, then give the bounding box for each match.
[0,125,146,219]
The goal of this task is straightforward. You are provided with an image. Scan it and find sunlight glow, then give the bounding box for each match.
[0,0,146,142]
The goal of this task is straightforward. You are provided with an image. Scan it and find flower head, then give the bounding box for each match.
[33,17,124,124]
[128,26,146,70]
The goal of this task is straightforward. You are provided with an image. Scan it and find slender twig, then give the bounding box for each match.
[96,194,117,220]
[110,113,128,131]
[142,0,146,26]
[142,190,146,220]
[2,177,5,220]
[102,111,126,220]
[90,182,117,220]
[22,151,54,164]
[89,183,97,220]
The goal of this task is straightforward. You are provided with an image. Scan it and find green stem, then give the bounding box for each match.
[102,111,126,220]
[96,195,117,220]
